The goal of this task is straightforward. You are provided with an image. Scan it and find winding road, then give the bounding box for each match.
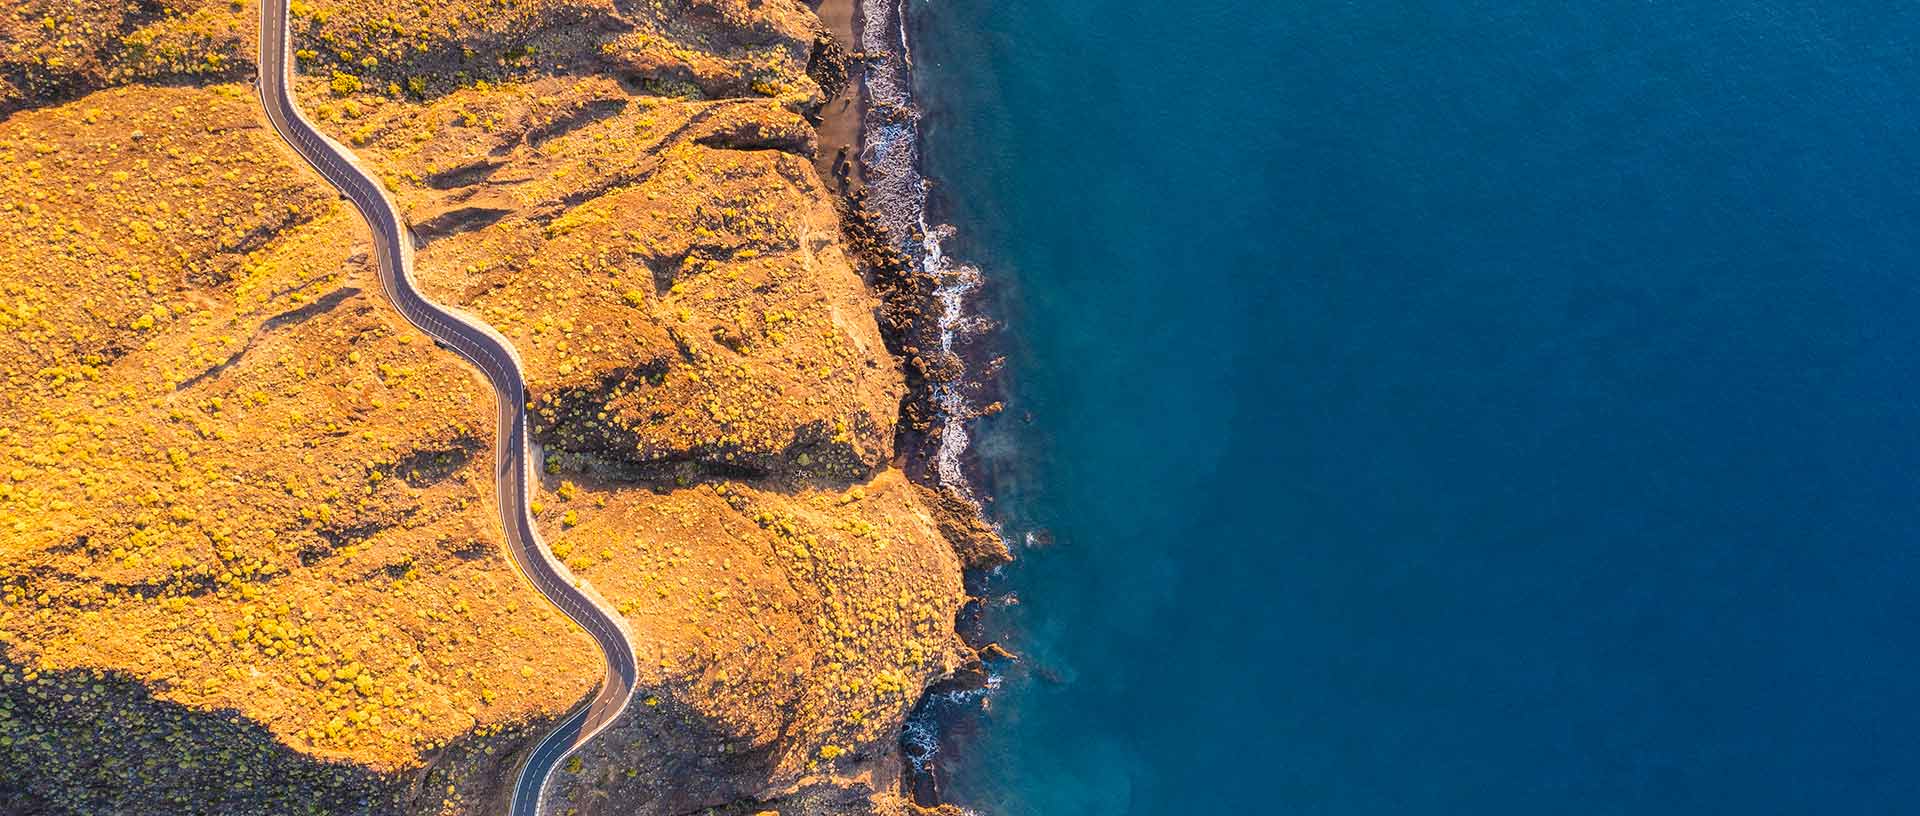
[255,3,640,814]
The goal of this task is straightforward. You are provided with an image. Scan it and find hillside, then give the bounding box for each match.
[0,1,999,814]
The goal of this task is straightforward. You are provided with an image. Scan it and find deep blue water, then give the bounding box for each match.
[912,1,1920,814]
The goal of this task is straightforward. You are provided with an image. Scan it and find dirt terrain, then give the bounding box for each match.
[0,1,999,813]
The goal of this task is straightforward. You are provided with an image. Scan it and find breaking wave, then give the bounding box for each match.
[857,0,990,505]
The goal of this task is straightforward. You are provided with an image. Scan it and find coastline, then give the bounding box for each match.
[807,0,1015,808]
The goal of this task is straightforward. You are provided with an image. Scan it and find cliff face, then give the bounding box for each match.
[0,2,985,814]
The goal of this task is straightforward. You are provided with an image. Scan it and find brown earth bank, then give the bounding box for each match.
[0,1,999,814]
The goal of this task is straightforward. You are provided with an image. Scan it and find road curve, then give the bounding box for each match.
[254,3,641,814]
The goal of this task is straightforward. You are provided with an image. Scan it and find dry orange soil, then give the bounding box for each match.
[0,2,999,814]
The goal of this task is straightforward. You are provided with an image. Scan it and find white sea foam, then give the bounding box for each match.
[859,0,1011,785]
[902,670,1003,772]
[924,223,987,500]
[858,0,992,507]
[901,716,941,768]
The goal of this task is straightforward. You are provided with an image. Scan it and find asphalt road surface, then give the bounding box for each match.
[255,3,640,814]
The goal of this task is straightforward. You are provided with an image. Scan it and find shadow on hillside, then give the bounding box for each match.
[0,644,559,816]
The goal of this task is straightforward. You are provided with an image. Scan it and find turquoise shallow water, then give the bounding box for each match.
[910,0,1920,814]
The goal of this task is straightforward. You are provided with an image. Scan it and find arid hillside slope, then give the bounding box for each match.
[0,1,996,814]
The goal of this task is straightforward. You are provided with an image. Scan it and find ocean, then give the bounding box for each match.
[901,0,1920,814]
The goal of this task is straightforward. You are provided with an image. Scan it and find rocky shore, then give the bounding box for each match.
[807,0,1017,808]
